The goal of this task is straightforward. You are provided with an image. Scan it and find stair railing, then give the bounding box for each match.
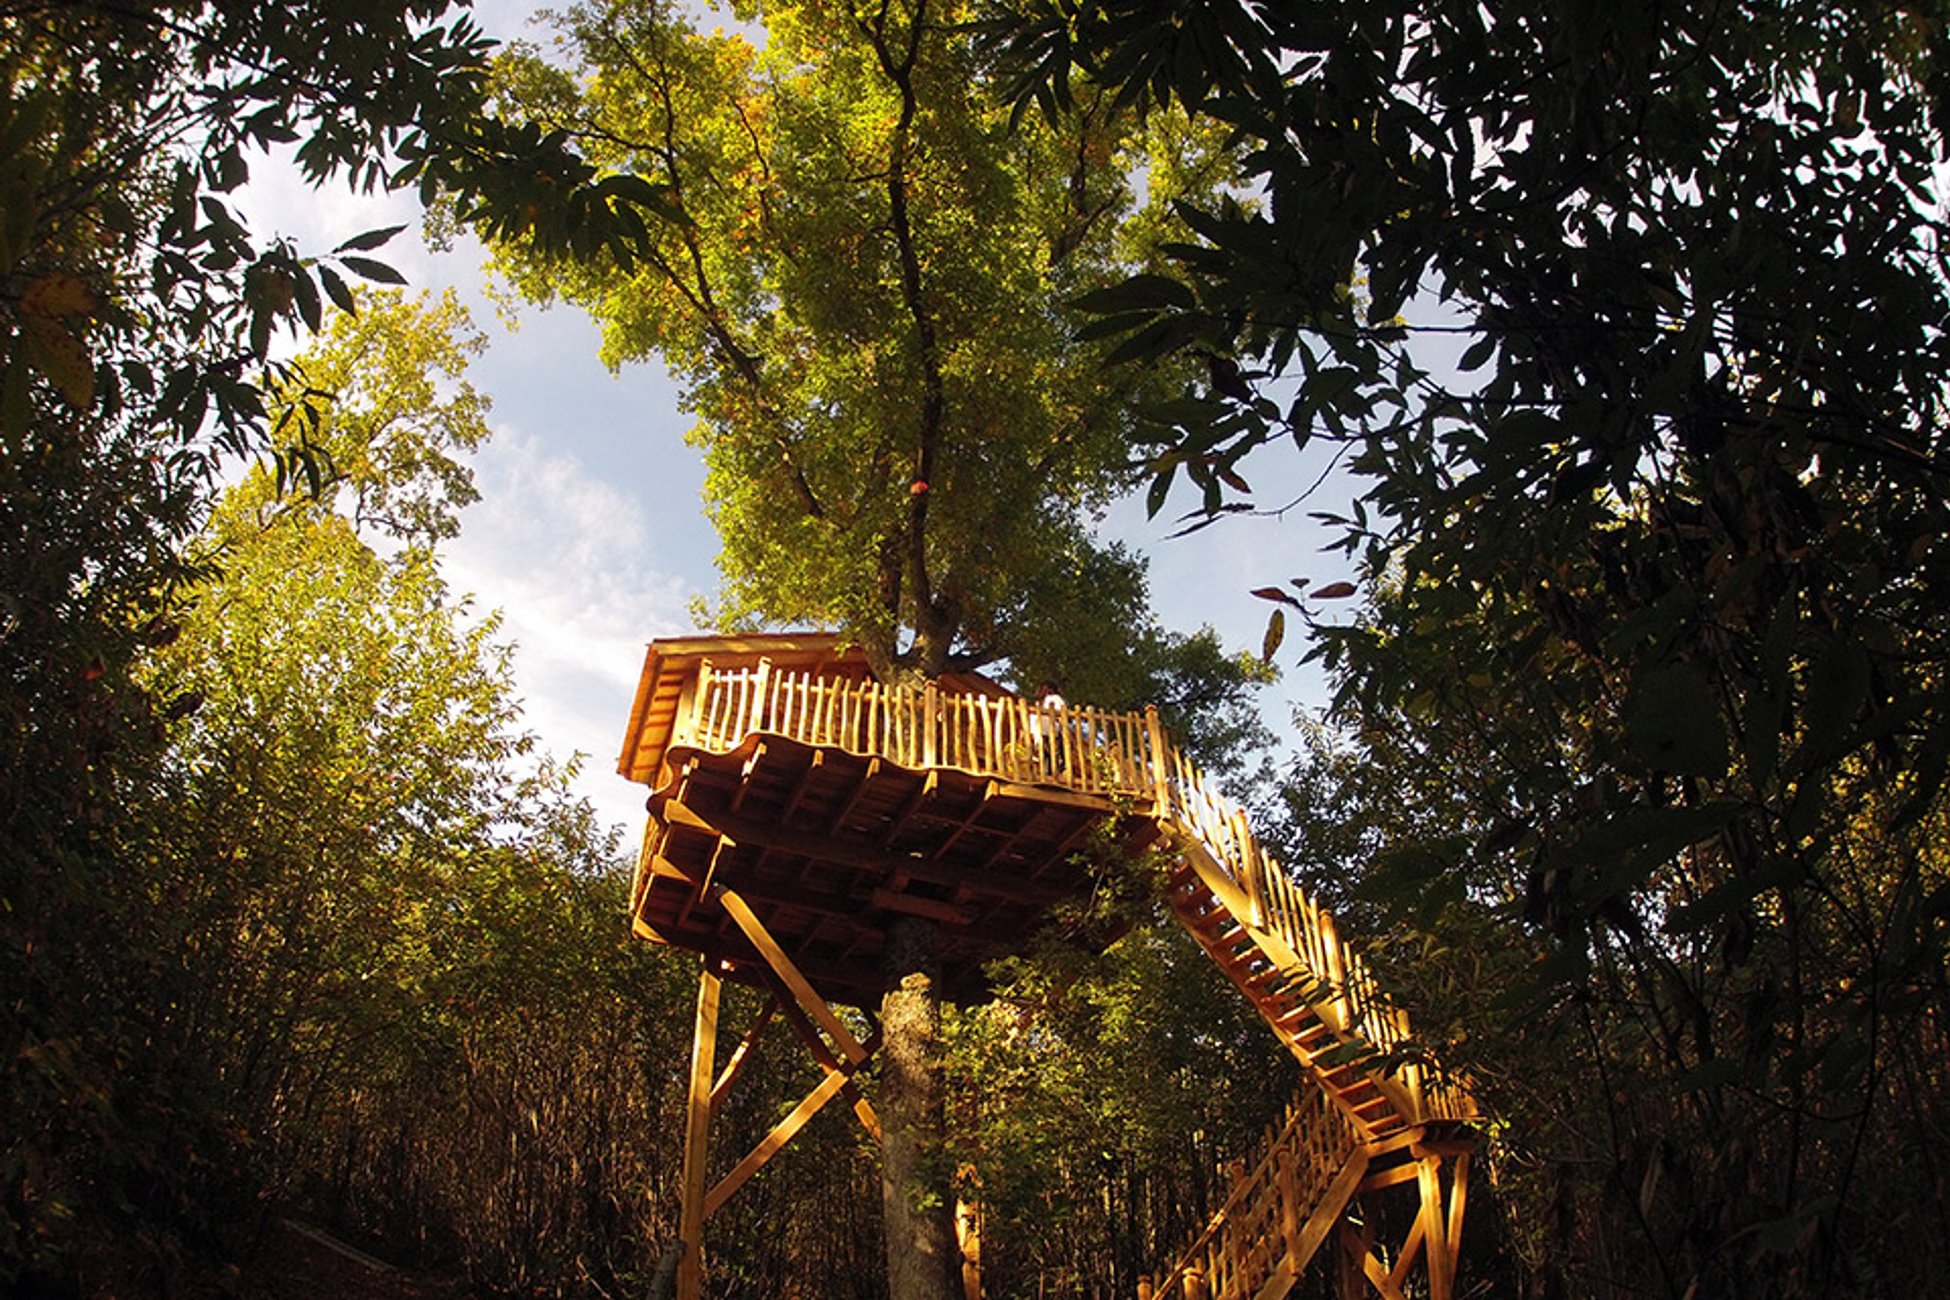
[676,663,1471,1123]
[1142,1085,1367,1300]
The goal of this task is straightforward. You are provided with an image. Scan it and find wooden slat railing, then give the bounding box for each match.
[686,659,1156,794]
[1141,1086,1366,1300]
[674,660,1470,1124]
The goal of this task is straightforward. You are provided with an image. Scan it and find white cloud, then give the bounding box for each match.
[444,428,699,834]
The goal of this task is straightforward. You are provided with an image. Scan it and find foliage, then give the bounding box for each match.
[486,0,1238,683]
[949,911,1300,1297]
[0,7,687,1282]
[992,0,1950,1293]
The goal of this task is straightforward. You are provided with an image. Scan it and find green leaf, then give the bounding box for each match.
[339,255,408,285]
[334,224,408,253]
[317,264,357,315]
[1623,662,1728,777]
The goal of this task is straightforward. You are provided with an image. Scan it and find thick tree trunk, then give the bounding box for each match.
[879,916,959,1300]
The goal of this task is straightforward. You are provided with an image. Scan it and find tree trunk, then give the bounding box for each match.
[880,915,959,1300]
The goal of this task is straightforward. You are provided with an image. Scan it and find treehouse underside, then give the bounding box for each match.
[630,734,1165,1007]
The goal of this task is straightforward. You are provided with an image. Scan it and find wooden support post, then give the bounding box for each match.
[1144,704,1171,814]
[677,959,722,1300]
[1445,1153,1470,1285]
[955,1192,982,1300]
[1413,1156,1447,1300]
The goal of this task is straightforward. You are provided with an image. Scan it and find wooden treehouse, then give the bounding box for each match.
[619,634,1478,1299]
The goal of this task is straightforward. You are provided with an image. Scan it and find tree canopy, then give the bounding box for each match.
[991,0,1950,1292]
[487,0,1238,684]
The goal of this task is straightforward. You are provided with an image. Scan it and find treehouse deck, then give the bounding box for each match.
[618,633,1477,1300]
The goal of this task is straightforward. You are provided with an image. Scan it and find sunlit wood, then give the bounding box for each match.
[676,960,721,1300]
[620,635,1478,1299]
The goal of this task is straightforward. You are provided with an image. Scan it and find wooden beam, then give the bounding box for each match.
[829,757,880,834]
[704,1066,851,1218]
[1357,1162,1422,1193]
[728,742,767,814]
[1288,1148,1370,1276]
[1387,1212,1425,1292]
[780,748,825,822]
[1445,1152,1469,1285]
[702,1028,880,1217]
[658,795,1063,907]
[870,887,975,927]
[990,780,1118,813]
[715,885,867,1064]
[1339,1225,1408,1300]
[881,769,940,846]
[709,995,779,1115]
[677,961,722,1300]
[774,993,882,1139]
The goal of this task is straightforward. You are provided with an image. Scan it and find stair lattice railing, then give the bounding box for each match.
[673,660,1470,1124]
[1141,1084,1368,1300]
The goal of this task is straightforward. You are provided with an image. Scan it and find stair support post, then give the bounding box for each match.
[677,957,722,1300]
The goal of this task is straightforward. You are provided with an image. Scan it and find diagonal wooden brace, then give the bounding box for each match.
[704,1024,882,1218]
[774,990,882,1139]
[715,884,868,1064]
[709,993,779,1116]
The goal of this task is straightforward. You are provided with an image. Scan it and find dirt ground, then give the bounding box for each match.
[226,1220,471,1300]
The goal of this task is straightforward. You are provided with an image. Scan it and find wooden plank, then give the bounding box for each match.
[870,887,975,927]
[677,962,722,1300]
[715,886,867,1065]
[704,1066,851,1217]
[780,749,824,822]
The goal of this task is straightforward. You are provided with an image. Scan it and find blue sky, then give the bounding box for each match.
[237,1,1359,835]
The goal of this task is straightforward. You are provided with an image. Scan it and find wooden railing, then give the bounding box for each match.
[685,659,1156,795]
[1141,1087,1366,1300]
[674,660,1471,1124]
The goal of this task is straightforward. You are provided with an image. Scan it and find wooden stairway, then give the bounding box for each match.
[617,646,1474,1299]
[1140,749,1475,1300]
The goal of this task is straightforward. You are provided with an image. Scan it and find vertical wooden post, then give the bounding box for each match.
[923,681,939,768]
[690,658,714,743]
[677,959,722,1300]
[1417,1156,1453,1300]
[1445,1152,1470,1285]
[955,1192,982,1300]
[753,656,772,734]
[1144,704,1171,816]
